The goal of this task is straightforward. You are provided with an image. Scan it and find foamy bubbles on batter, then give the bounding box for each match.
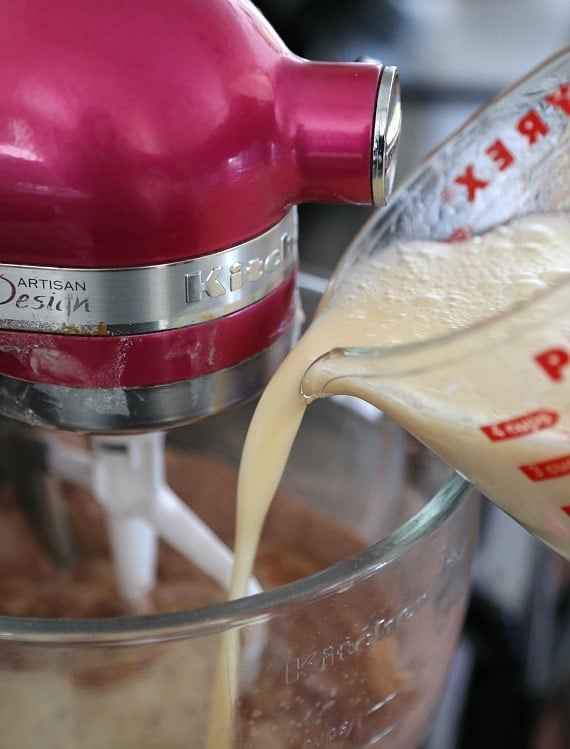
[331,212,570,345]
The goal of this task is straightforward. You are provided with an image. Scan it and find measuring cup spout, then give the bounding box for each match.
[301,348,353,402]
[302,276,570,562]
[300,344,411,402]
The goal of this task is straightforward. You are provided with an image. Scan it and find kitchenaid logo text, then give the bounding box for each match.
[284,592,429,685]
[0,274,90,313]
[0,213,297,332]
[184,231,295,304]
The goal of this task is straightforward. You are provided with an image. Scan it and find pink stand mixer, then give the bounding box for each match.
[0,0,399,434]
[0,1,400,601]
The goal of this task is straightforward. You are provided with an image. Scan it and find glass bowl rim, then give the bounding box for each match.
[0,471,470,644]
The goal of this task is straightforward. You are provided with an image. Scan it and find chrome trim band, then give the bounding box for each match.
[0,312,300,432]
[372,66,401,207]
[0,210,298,335]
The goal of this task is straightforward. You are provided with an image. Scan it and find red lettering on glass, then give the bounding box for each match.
[517,110,550,144]
[534,348,570,382]
[485,139,515,170]
[545,83,570,116]
[454,165,489,202]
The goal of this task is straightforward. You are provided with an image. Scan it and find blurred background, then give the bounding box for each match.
[253,2,570,748]
[255,0,570,271]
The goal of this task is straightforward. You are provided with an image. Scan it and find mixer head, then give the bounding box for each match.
[0,0,401,433]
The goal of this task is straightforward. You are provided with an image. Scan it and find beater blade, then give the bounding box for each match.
[46,432,262,604]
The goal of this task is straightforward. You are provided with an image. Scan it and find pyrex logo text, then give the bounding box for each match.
[449,83,570,206]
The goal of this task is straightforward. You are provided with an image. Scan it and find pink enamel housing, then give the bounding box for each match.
[0,0,385,267]
[0,0,399,419]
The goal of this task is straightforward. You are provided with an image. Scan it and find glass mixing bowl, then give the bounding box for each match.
[0,272,478,749]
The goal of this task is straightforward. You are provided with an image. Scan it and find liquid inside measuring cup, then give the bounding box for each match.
[303,213,570,560]
[231,212,570,618]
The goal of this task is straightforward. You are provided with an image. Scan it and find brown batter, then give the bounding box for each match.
[0,436,424,748]
[0,444,367,618]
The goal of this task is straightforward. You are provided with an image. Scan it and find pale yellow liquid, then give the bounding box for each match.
[209,212,570,746]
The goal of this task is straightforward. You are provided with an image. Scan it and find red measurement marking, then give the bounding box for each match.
[534,347,570,382]
[481,409,558,442]
[519,454,570,482]
[562,506,570,517]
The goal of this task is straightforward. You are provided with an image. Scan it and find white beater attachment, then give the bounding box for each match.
[47,432,262,604]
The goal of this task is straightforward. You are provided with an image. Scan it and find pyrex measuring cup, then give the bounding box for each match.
[302,48,570,560]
